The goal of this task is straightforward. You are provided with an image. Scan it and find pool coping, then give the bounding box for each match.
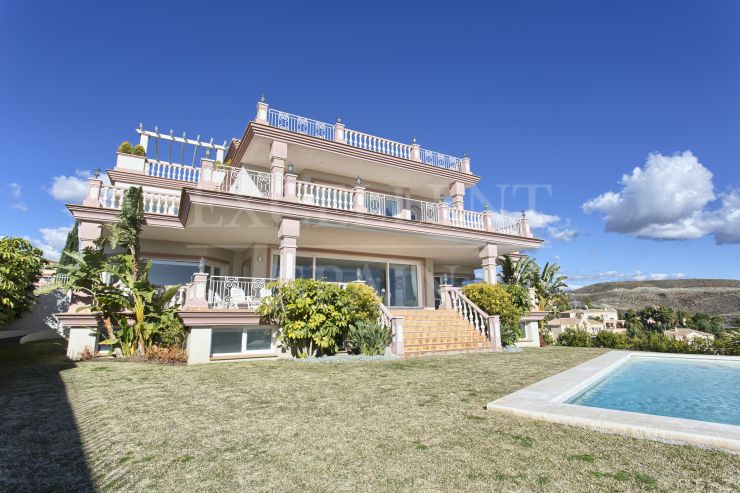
[486,351,740,453]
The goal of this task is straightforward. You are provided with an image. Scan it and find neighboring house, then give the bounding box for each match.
[548,307,624,338]
[664,328,716,342]
[57,98,543,363]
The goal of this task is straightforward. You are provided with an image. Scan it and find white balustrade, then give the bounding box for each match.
[446,287,491,339]
[296,181,353,211]
[98,185,180,216]
[208,276,275,309]
[146,160,200,183]
[448,209,485,230]
[420,149,462,171]
[268,109,334,140]
[344,128,411,160]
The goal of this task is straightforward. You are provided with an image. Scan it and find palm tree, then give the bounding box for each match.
[498,255,537,286]
[101,186,145,280]
[530,262,569,313]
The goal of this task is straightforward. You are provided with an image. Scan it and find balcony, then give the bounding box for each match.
[91,161,527,236]
[261,105,468,173]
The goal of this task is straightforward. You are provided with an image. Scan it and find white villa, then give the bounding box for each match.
[57,98,544,363]
[547,307,623,338]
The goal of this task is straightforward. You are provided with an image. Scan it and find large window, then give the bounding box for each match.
[389,263,418,307]
[271,251,420,307]
[146,259,199,286]
[211,327,273,356]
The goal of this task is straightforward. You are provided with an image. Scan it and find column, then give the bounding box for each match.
[270,141,287,199]
[83,177,102,207]
[255,95,269,124]
[437,198,450,225]
[198,159,215,190]
[78,221,102,249]
[487,315,502,351]
[187,327,212,364]
[391,316,405,357]
[479,243,498,284]
[184,272,209,309]
[278,218,300,281]
[334,117,346,144]
[352,177,367,213]
[410,138,421,161]
[449,181,465,211]
[67,326,99,361]
[520,211,533,238]
[423,258,435,308]
[460,153,471,174]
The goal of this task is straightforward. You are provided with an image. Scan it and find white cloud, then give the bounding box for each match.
[583,151,739,244]
[9,183,22,198]
[25,226,72,260]
[48,169,92,203]
[499,209,579,242]
[11,202,28,212]
[566,270,686,286]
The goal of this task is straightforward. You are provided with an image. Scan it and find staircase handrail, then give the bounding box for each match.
[443,286,502,351]
[378,302,404,356]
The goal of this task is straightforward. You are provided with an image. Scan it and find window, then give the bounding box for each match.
[389,263,418,307]
[146,259,199,286]
[211,327,274,356]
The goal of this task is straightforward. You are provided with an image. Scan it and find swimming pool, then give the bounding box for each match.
[487,352,740,452]
[567,357,740,426]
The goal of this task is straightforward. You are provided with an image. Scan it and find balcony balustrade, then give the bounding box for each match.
[97,185,180,216]
[146,159,200,183]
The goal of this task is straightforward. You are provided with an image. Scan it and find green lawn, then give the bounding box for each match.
[1,341,738,492]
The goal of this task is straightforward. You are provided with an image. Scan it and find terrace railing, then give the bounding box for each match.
[146,160,200,183]
[259,104,469,173]
[98,185,180,216]
[296,181,353,211]
[364,191,439,223]
[215,165,272,198]
[268,109,335,140]
[208,276,275,309]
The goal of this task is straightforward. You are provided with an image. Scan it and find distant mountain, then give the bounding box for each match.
[571,279,740,319]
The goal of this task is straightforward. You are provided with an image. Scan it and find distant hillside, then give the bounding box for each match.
[571,279,740,319]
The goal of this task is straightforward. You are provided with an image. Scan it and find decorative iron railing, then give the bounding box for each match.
[489,212,522,235]
[268,109,335,140]
[364,191,438,223]
[420,149,462,171]
[215,166,272,198]
[208,276,275,309]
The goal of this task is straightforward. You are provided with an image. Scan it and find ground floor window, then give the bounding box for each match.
[271,253,420,307]
[211,327,273,356]
[146,259,199,286]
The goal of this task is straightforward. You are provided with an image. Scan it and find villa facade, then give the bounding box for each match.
[58,98,543,363]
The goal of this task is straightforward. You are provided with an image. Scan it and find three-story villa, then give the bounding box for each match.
[58,98,544,363]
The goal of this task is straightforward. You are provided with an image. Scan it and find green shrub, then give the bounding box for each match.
[0,237,44,326]
[258,279,350,357]
[343,282,381,323]
[461,283,529,346]
[117,141,133,154]
[593,331,628,349]
[557,328,593,347]
[346,320,393,356]
[132,144,146,156]
[154,313,187,348]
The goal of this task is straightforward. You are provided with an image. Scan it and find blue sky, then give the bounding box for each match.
[1,0,738,287]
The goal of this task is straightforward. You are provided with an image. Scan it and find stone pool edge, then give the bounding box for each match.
[486,351,740,454]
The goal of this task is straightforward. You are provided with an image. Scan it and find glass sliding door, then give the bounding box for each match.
[389,264,418,307]
[315,257,387,295]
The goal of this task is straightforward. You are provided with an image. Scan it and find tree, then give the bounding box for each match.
[688,312,723,337]
[461,283,530,346]
[101,186,145,280]
[498,255,536,286]
[0,237,44,326]
[637,306,676,333]
[57,187,184,356]
[530,262,569,315]
[58,222,79,266]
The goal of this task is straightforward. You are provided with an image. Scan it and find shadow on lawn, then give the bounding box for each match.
[0,340,95,493]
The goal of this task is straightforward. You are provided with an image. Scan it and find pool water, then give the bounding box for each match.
[567,357,740,426]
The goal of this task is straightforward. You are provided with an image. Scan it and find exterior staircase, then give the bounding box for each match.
[391,308,494,357]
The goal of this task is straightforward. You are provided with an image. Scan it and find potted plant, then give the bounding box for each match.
[211,159,229,186]
[116,141,147,173]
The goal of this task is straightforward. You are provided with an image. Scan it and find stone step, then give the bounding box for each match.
[404,347,496,357]
[404,341,490,352]
[403,322,475,330]
[404,336,489,345]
